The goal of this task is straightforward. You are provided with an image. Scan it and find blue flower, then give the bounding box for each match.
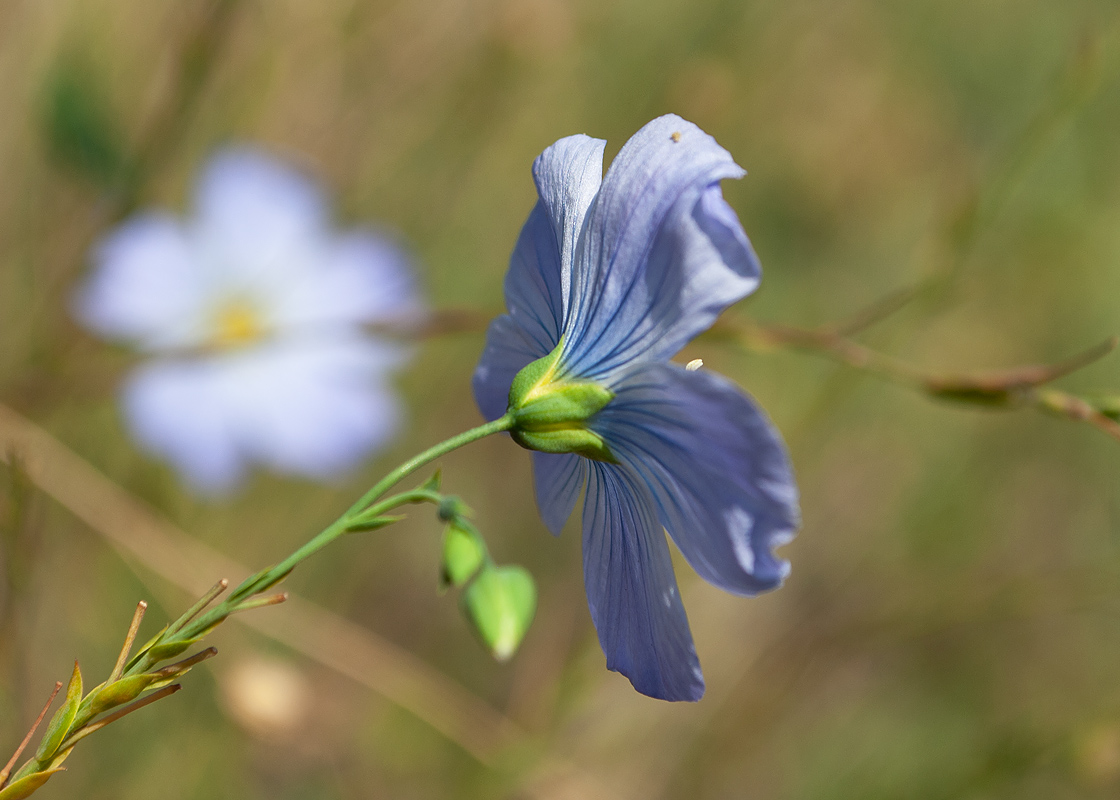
[473,115,800,701]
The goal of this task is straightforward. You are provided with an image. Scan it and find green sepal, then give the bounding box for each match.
[460,565,537,661]
[346,512,406,533]
[35,662,82,762]
[507,342,616,462]
[440,522,486,590]
[0,768,65,800]
[510,426,617,462]
[512,380,615,430]
[43,745,74,771]
[144,675,180,692]
[507,344,564,410]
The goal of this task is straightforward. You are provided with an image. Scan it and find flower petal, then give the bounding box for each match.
[593,362,799,595]
[472,314,542,422]
[532,451,587,535]
[582,460,704,701]
[227,337,405,478]
[561,115,760,380]
[76,213,210,350]
[124,359,246,493]
[124,336,406,492]
[192,147,327,284]
[269,230,424,330]
[505,134,607,354]
[473,136,605,423]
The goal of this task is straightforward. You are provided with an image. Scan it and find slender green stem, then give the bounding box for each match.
[132,413,516,659]
[274,412,515,575]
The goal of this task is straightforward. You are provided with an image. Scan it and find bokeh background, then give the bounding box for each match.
[2,0,1120,798]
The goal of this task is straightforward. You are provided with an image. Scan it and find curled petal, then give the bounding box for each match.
[532,451,587,535]
[562,115,760,380]
[582,461,704,701]
[593,362,799,595]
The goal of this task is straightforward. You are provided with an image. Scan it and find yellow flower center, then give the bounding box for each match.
[211,300,266,348]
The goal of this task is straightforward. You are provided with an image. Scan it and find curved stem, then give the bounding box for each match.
[153,412,515,652]
[276,412,515,575]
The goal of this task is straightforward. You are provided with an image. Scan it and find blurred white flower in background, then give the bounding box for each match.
[76,148,423,493]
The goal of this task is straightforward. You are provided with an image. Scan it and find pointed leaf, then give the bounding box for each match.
[0,768,64,800]
[141,640,195,664]
[419,470,442,493]
[34,663,81,762]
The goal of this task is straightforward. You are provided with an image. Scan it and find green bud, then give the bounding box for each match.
[507,343,617,462]
[441,522,486,589]
[460,565,536,661]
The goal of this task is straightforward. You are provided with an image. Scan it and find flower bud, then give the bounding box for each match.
[507,344,616,462]
[460,564,536,661]
[440,522,486,590]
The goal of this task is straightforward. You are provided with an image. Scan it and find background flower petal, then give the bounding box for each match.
[124,336,406,491]
[227,337,405,479]
[192,147,327,285]
[594,362,800,596]
[124,359,246,492]
[582,461,705,702]
[77,213,210,350]
[561,115,760,380]
[532,451,587,535]
[269,230,424,330]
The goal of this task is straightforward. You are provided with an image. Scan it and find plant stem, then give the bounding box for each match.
[274,412,515,577]
[129,413,515,665]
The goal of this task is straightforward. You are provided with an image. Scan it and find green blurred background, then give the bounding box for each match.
[2,0,1120,797]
